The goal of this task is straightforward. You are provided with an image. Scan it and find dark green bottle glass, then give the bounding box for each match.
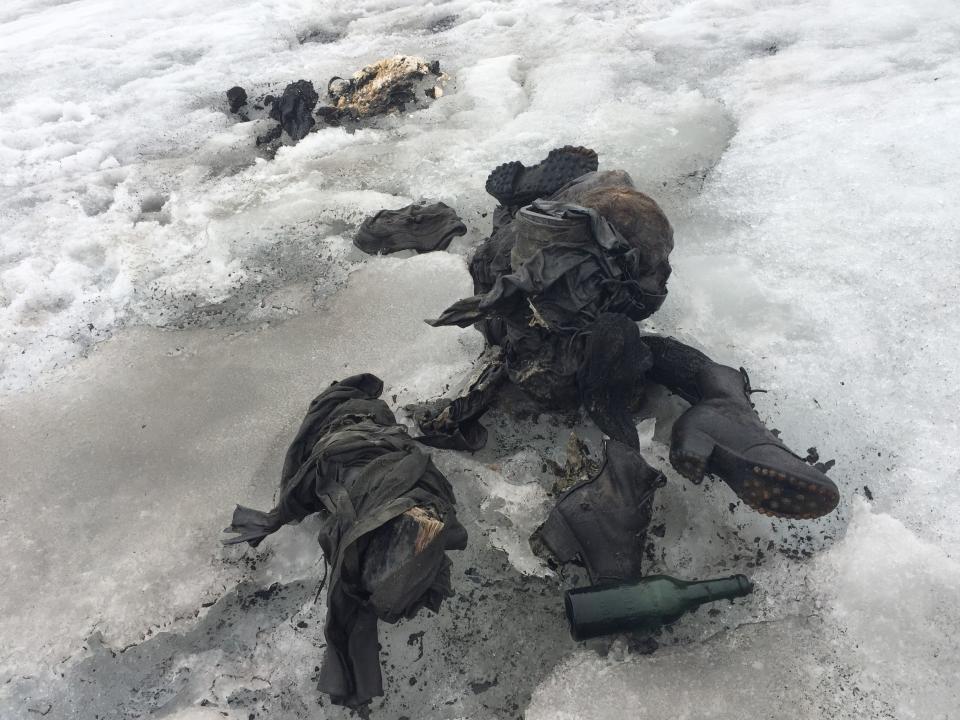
[565,574,754,641]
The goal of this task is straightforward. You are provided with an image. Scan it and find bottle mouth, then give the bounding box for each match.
[733,574,755,595]
[563,590,583,641]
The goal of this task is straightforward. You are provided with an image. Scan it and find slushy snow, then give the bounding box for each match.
[1,0,958,718]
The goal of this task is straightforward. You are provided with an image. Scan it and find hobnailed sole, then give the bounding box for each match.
[485,146,599,206]
[671,442,840,519]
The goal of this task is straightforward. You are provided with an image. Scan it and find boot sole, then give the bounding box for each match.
[671,437,839,519]
[485,146,598,206]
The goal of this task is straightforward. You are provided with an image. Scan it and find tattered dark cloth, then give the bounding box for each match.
[466,217,515,346]
[430,200,660,328]
[354,202,467,255]
[268,79,319,143]
[226,86,247,114]
[411,358,507,451]
[429,200,665,408]
[223,374,466,707]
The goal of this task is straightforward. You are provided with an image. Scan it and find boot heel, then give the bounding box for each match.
[669,429,715,484]
[531,510,580,564]
[485,161,521,201]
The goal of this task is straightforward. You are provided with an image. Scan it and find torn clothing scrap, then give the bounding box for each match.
[354,202,467,255]
[223,374,467,707]
[410,353,508,451]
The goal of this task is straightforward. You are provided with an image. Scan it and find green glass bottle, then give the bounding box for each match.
[565,574,754,641]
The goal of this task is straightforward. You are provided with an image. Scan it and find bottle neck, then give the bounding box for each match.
[676,575,754,606]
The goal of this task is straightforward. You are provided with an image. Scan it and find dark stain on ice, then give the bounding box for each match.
[469,676,499,694]
[814,458,836,474]
[406,631,425,661]
[427,15,458,33]
[0,580,314,719]
[143,223,357,333]
[298,27,344,44]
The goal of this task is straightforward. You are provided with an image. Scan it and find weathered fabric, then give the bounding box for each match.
[224,374,466,707]
[417,165,678,448]
[328,55,443,120]
[431,201,663,327]
[354,202,467,255]
[429,200,663,407]
[268,79,318,142]
[411,355,507,451]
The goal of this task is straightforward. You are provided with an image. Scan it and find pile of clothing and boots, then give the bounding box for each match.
[224,145,840,707]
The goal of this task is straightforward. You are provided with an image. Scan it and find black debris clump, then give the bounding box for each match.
[226,85,248,114]
[269,79,319,143]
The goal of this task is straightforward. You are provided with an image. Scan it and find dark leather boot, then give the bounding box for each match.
[531,440,665,584]
[670,364,840,518]
[485,145,598,207]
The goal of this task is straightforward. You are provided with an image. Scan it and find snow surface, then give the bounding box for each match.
[1,0,959,718]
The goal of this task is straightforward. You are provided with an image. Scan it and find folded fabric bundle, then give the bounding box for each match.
[354,202,467,255]
[224,373,467,707]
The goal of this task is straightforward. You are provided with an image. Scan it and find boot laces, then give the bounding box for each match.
[739,367,767,410]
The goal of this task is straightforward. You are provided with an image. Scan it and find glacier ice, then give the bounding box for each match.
[2,0,959,718]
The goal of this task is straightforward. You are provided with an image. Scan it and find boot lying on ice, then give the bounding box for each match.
[669,363,840,519]
[485,145,599,208]
[531,440,665,584]
[223,374,466,707]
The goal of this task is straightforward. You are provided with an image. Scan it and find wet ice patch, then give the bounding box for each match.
[666,253,815,351]
[812,500,960,718]
[444,450,554,576]
[525,613,894,720]
[0,252,478,679]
